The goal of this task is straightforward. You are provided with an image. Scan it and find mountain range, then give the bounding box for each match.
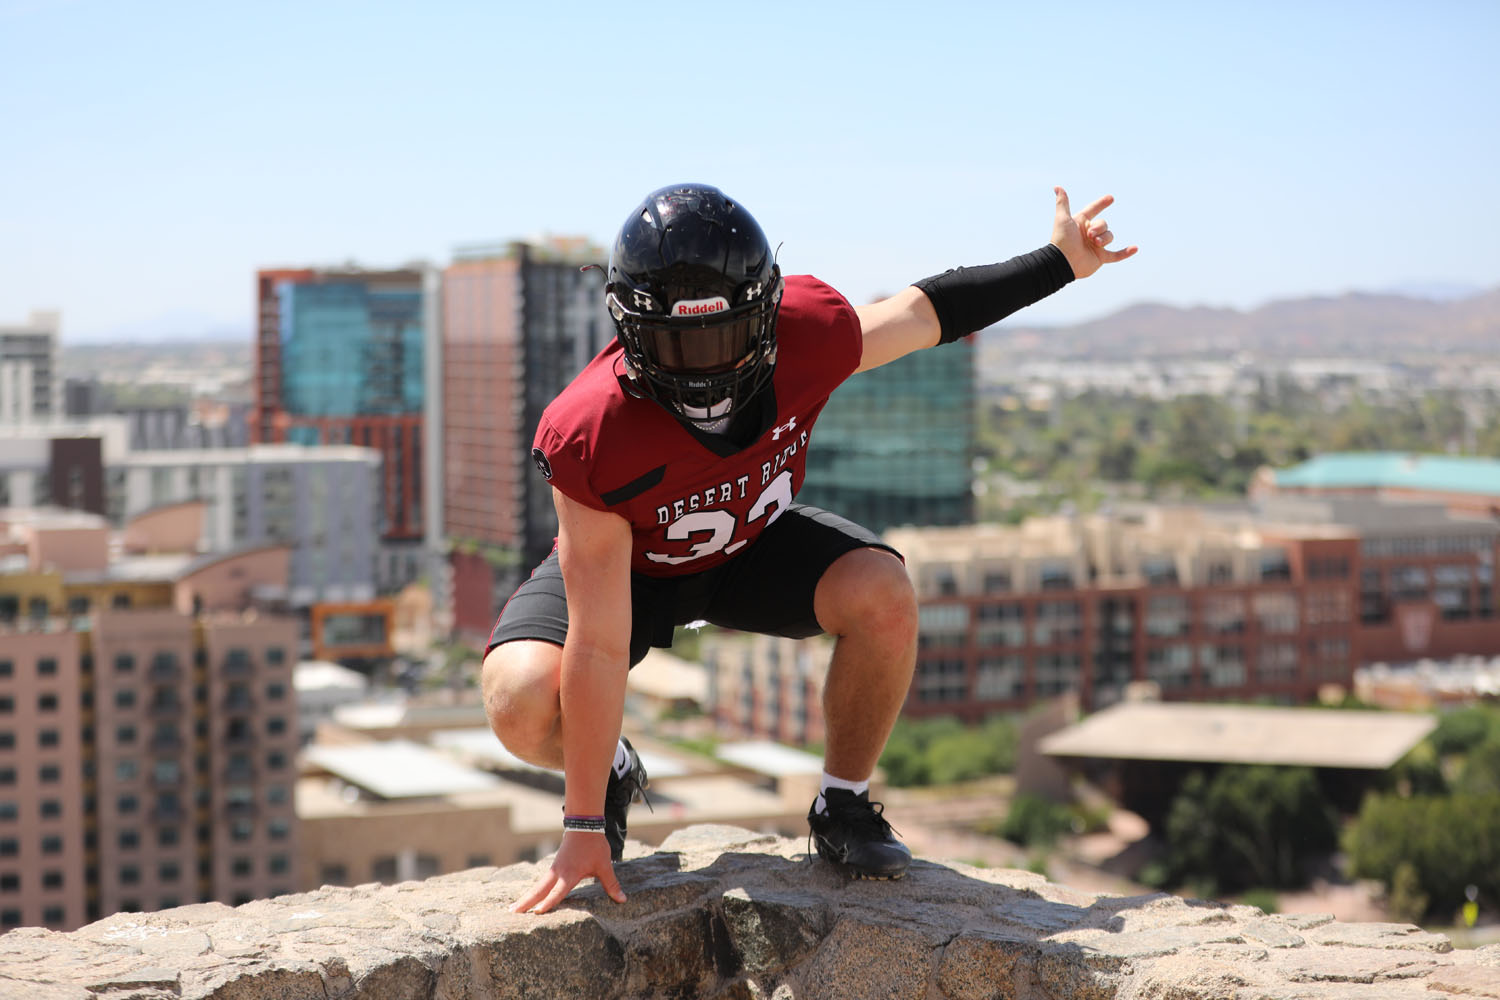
[987,286,1500,361]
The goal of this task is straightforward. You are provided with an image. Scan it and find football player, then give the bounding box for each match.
[491,182,1136,913]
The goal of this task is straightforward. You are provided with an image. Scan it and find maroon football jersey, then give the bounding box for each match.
[532,274,863,576]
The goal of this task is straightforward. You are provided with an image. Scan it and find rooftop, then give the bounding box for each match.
[302,739,502,799]
[1040,701,1437,770]
[1275,452,1500,498]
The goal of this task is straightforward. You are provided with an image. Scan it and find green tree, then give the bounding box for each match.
[1345,793,1500,921]
[1162,766,1339,894]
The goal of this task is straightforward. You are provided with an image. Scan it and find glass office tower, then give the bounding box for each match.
[799,338,974,533]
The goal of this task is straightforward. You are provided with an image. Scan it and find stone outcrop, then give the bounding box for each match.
[3,825,1498,999]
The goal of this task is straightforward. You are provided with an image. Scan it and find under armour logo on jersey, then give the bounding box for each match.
[771,416,797,441]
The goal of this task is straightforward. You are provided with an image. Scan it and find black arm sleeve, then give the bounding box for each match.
[913,243,1075,344]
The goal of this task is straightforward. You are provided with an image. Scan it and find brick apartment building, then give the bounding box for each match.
[0,506,299,931]
[890,495,1500,721]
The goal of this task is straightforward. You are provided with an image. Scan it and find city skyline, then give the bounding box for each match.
[4,0,1498,343]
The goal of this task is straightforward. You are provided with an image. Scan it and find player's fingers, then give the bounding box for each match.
[1093,229,1113,247]
[597,863,628,904]
[532,875,578,915]
[1077,194,1115,221]
[1101,245,1139,263]
[510,872,558,913]
[1053,186,1072,222]
[1087,217,1108,235]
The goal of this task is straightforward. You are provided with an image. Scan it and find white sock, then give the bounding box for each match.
[612,739,631,777]
[814,771,869,814]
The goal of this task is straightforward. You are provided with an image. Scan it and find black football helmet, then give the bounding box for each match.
[606,183,783,426]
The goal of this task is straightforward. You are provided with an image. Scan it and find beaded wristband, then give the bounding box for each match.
[562,814,606,833]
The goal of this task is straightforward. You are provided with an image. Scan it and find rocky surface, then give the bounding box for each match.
[3,825,1498,999]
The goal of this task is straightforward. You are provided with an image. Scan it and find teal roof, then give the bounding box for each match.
[1276,453,1500,497]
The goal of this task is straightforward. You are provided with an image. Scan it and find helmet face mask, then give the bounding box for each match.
[607,184,783,426]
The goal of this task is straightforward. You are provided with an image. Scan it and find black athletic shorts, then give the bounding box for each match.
[486,503,900,665]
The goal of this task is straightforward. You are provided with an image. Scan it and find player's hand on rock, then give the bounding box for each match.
[510,831,626,914]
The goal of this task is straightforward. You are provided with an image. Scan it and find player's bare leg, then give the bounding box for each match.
[481,639,649,860]
[807,546,917,878]
[814,547,919,780]
[482,640,565,769]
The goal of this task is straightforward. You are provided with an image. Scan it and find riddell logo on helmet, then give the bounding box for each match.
[672,297,730,317]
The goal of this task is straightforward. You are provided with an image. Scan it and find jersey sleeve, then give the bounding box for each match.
[787,275,864,387]
[531,413,609,512]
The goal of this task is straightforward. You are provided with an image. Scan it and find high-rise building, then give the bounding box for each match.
[0,507,300,931]
[438,239,611,641]
[254,267,431,590]
[799,337,974,533]
[0,312,59,426]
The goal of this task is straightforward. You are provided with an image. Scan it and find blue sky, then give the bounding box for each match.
[3,0,1497,342]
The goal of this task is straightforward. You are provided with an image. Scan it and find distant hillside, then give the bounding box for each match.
[987,286,1500,360]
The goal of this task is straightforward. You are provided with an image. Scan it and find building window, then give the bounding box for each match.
[320,864,348,886]
[982,570,1012,594]
[371,856,398,882]
[157,827,179,848]
[1146,643,1193,689]
[0,838,15,855]
[158,862,180,882]
[0,874,17,891]
[1201,644,1246,688]
[975,603,1025,648]
[38,693,58,712]
[117,795,138,814]
[39,765,60,784]
[269,854,291,875]
[1259,551,1292,582]
[112,593,132,609]
[266,646,286,666]
[41,871,62,889]
[975,656,1024,701]
[231,857,253,878]
[41,835,62,855]
[116,725,137,745]
[1252,592,1299,634]
[1033,601,1083,645]
[37,658,57,676]
[1144,595,1190,637]
[120,865,140,885]
[119,830,140,850]
[268,818,290,840]
[116,760,138,782]
[38,730,59,749]
[0,698,11,714]
[0,769,11,786]
[115,654,135,673]
[115,690,136,710]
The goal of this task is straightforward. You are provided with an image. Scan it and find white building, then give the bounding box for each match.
[0,311,60,425]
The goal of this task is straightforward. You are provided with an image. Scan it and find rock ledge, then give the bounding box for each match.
[3,824,1497,999]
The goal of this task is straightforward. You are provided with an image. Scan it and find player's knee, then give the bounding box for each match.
[818,548,918,641]
[481,641,561,752]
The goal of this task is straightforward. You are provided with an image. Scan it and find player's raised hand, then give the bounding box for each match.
[510,831,626,915]
[1050,187,1138,280]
